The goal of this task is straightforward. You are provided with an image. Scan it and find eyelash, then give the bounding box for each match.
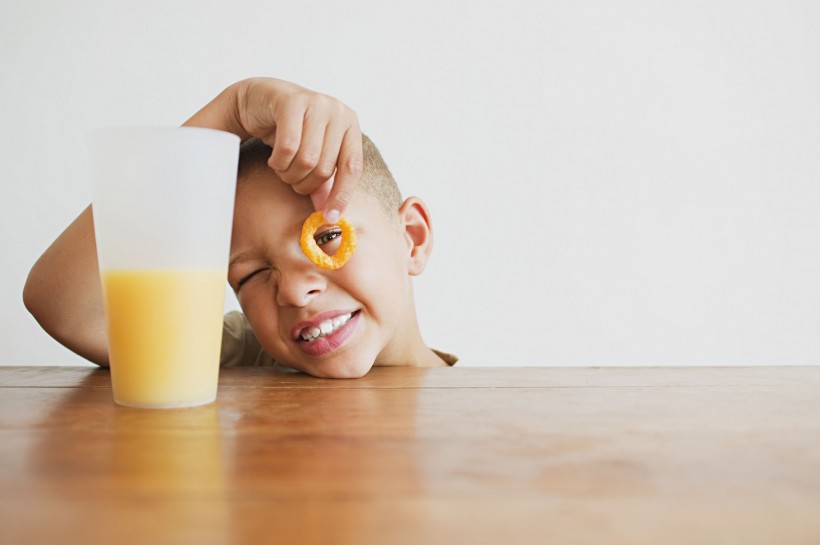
[237,268,266,290]
[315,227,342,246]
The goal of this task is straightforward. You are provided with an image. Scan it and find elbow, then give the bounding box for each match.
[23,259,56,332]
[23,265,44,322]
[23,264,64,347]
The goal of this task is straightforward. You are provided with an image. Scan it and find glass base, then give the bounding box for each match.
[113,396,216,409]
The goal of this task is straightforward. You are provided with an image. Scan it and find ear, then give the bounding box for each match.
[397,196,433,276]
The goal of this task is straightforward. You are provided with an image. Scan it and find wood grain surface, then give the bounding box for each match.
[1,365,819,545]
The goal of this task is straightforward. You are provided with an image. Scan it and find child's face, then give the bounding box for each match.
[228,169,413,378]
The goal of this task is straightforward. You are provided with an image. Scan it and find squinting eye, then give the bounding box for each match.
[315,227,342,246]
[236,268,267,290]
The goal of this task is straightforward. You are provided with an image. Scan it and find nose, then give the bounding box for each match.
[275,264,326,308]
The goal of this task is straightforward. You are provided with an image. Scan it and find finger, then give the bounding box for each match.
[275,105,327,187]
[289,173,325,196]
[267,101,305,173]
[310,180,332,212]
[289,119,345,196]
[322,127,363,221]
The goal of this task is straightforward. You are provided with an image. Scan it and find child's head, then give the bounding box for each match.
[228,135,436,378]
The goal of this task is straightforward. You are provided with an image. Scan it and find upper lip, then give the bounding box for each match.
[290,309,358,340]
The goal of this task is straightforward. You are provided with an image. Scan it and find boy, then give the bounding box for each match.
[23,77,455,378]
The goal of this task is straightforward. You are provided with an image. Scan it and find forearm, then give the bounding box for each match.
[23,205,109,366]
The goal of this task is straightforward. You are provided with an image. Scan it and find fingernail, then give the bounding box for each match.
[324,209,340,223]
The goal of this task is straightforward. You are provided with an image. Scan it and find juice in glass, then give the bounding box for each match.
[101,268,226,408]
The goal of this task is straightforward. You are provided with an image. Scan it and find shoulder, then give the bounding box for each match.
[221,311,278,367]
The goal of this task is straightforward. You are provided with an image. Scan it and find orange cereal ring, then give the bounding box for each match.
[300,211,357,270]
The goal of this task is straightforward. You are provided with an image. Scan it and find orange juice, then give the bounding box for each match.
[101,268,226,408]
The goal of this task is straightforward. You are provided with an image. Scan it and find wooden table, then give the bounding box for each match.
[1,366,819,545]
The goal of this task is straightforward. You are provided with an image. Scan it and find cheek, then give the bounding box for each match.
[343,235,408,302]
[237,290,282,345]
[236,286,263,316]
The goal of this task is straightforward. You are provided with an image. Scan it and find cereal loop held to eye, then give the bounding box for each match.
[300,211,357,270]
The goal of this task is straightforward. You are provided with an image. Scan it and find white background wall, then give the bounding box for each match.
[2,0,818,367]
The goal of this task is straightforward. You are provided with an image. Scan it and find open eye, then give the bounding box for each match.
[314,227,343,255]
[315,227,342,246]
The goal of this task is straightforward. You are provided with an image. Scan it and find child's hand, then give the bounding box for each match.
[186,77,363,221]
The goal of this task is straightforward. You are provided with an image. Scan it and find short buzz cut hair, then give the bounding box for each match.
[237,134,403,216]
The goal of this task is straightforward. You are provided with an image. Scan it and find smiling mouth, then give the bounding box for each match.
[298,311,360,343]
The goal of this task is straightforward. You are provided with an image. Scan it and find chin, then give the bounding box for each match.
[319,359,373,379]
[300,354,374,379]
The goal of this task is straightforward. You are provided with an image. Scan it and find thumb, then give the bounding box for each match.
[320,129,362,222]
[310,180,332,215]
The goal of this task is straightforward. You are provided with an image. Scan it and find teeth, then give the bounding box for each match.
[319,321,333,335]
[300,313,352,342]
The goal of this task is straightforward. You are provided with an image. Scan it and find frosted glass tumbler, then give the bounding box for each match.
[89,127,240,408]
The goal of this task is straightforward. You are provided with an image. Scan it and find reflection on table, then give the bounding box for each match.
[1,365,820,545]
